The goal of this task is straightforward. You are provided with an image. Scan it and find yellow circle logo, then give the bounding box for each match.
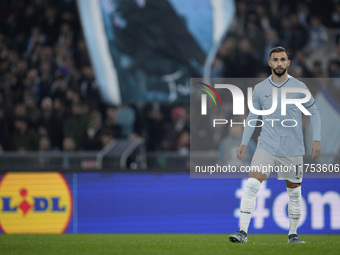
[0,172,72,233]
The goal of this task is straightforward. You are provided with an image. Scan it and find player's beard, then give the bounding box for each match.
[272,66,287,77]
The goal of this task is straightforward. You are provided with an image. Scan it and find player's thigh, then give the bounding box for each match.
[249,149,275,182]
[276,156,303,184]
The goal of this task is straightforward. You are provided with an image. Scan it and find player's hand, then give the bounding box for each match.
[310,141,321,160]
[236,145,247,161]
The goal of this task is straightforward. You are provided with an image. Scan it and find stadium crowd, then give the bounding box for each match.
[0,0,339,154]
[212,0,340,79]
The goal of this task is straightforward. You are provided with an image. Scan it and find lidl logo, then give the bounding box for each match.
[0,173,72,233]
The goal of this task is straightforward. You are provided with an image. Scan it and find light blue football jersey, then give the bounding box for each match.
[241,75,321,157]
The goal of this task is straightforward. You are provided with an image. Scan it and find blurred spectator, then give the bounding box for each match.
[24,91,40,128]
[39,46,54,66]
[290,65,303,78]
[211,57,225,78]
[55,44,71,71]
[24,68,41,102]
[26,26,45,55]
[245,19,265,60]
[144,102,170,151]
[62,136,76,169]
[49,97,67,150]
[219,37,237,77]
[62,56,81,89]
[14,103,27,119]
[104,106,122,138]
[0,108,10,151]
[328,59,340,78]
[28,44,42,68]
[331,3,340,28]
[42,6,60,44]
[58,22,74,47]
[38,97,53,137]
[230,0,248,37]
[62,136,77,151]
[329,43,340,62]
[174,130,190,155]
[312,60,327,78]
[16,59,29,86]
[65,88,80,106]
[307,16,328,51]
[289,13,309,54]
[255,4,272,32]
[309,0,334,27]
[262,28,279,66]
[171,106,189,134]
[0,91,13,125]
[296,1,310,28]
[100,128,115,149]
[278,16,291,49]
[232,38,259,77]
[63,102,89,148]
[116,104,136,138]
[74,38,91,67]
[81,110,104,150]
[163,106,189,150]
[36,61,54,104]
[79,65,99,99]
[9,117,39,151]
[50,77,68,100]
[290,50,313,78]
[39,136,52,152]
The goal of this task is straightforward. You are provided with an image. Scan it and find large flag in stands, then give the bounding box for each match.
[77,0,235,104]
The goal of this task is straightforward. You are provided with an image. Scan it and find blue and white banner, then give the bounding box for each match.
[2,172,339,234]
[77,0,235,104]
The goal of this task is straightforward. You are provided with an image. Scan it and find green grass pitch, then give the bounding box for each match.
[0,234,339,255]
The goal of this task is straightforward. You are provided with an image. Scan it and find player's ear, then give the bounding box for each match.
[268,60,271,67]
[287,59,291,67]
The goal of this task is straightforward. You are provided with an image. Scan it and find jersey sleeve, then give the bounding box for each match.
[307,103,321,141]
[301,83,321,141]
[241,86,260,146]
[301,83,315,108]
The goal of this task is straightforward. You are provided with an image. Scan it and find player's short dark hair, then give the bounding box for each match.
[269,46,289,58]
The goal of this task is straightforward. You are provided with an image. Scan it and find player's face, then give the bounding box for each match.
[268,52,290,77]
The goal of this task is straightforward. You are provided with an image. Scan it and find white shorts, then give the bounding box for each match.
[250,149,303,183]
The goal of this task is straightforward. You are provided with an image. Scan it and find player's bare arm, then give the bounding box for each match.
[236,145,247,160]
[310,141,321,160]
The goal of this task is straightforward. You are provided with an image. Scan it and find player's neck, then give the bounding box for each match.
[271,72,288,83]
